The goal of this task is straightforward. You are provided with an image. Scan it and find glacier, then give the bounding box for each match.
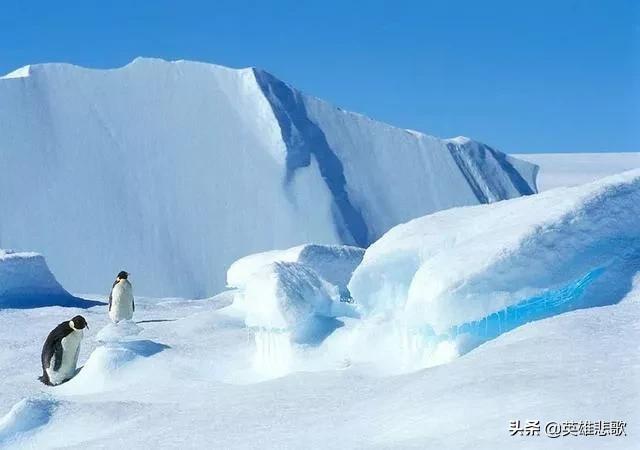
[0,58,537,297]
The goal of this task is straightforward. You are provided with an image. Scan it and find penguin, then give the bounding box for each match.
[108,270,135,323]
[39,315,88,386]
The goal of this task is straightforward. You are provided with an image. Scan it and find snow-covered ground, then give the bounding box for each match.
[516,152,640,190]
[0,292,637,449]
[0,165,637,449]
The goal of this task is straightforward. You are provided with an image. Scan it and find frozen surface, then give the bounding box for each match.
[349,170,640,360]
[516,152,640,190]
[0,58,536,298]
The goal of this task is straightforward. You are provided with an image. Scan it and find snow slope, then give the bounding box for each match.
[0,58,536,298]
[516,152,640,190]
[347,170,640,365]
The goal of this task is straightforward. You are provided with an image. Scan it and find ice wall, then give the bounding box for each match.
[0,58,537,297]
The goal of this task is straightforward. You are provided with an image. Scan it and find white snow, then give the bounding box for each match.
[94,320,142,343]
[516,152,640,190]
[0,57,536,298]
[227,243,364,293]
[226,244,361,375]
[0,291,636,449]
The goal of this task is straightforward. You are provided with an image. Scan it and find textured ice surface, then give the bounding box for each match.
[227,245,361,330]
[349,170,640,360]
[227,245,361,375]
[227,244,364,299]
[0,58,536,297]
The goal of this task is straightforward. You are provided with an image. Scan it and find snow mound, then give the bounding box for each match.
[0,250,100,309]
[233,262,355,340]
[0,57,536,298]
[227,245,361,376]
[58,339,169,394]
[228,244,364,300]
[228,245,361,332]
[349,170,640,357]
[0,398,57,444]
[94,320,143,343]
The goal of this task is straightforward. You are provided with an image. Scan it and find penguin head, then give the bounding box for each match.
[69,315,88,331]
[116,270,129,281]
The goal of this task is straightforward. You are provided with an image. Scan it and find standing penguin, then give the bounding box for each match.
[109,270,135,323]
[39,315,88,386]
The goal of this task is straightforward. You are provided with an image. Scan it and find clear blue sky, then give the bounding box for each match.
[1,0,637,153]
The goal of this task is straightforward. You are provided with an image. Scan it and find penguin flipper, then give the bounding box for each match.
[52,340,63,371]
[108,279,118,311]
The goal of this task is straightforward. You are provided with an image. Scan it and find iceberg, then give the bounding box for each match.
[0,58,537,297]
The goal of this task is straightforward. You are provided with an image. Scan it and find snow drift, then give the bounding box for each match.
[0,398,57,445]
[227,244,361,375]
[0,58,537,297]
[227,244,361,331]
[227,243,364,300]
[0,250,98,308]
[348,169,640,360]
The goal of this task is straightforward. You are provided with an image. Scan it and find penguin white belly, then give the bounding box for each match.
[110,280,134,323]
[47,329,83,385]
